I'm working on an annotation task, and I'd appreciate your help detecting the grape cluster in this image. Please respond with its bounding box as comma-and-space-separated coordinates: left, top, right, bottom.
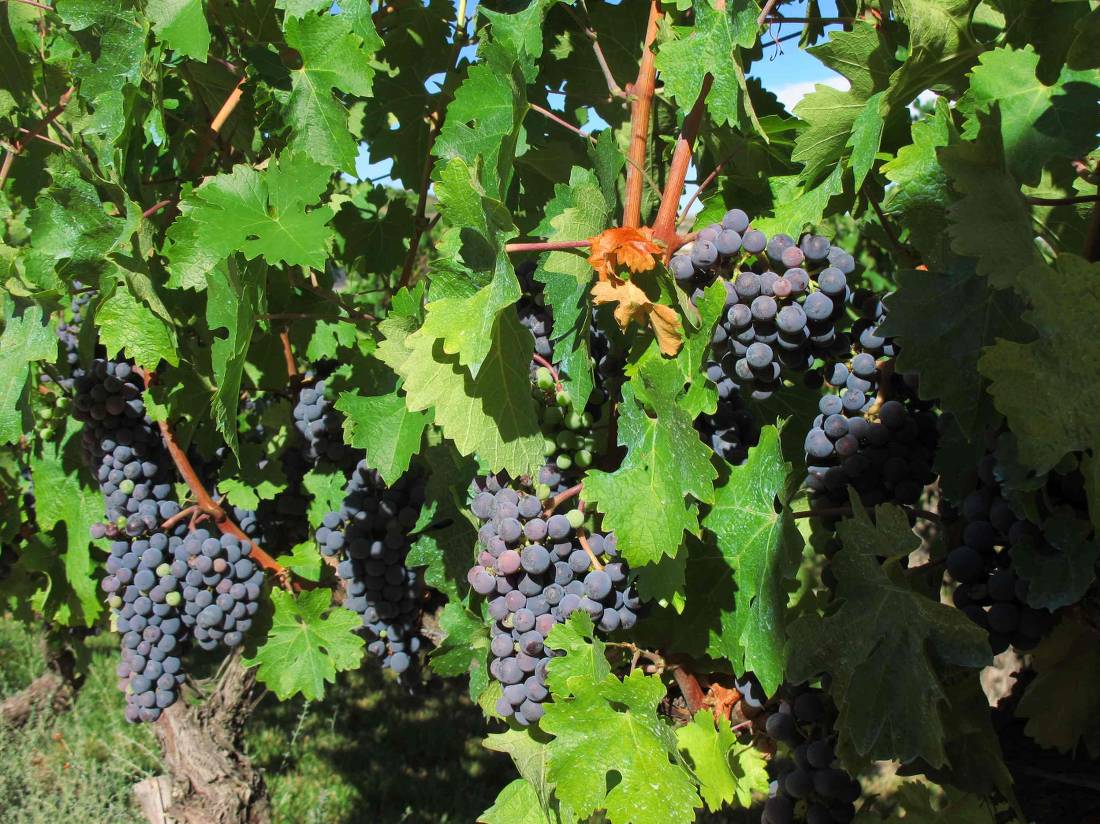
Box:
947, 457, 1059, 653
73, 360, 181, 538
173, 529, 264, 650
466, 477, 638, 725
803, 393, 937, 510
40, 287, 92, 392
532, 372, 596, 497
695, 393, 760, 465
761, 688, 860, 824
675, 209, 857, 402
316, 461, 425, 674
293, 380, 356, 469
103, 533, 187, 723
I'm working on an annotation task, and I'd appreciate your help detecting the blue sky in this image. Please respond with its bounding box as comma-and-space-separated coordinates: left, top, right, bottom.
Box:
354, 1, 846, 188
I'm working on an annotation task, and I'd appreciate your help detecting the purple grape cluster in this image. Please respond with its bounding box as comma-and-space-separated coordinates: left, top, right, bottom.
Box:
675, 209, 858, 403
73, 359, 181, 538
466, 477, 638, 725
104, 533, 187, 723
947, 456, 1060, 653
316, 461, 425, 674
174, 529, 264, 650
293, 379, 357, 468
761, 687, 860, 824
516, 261, 553, 362
695, 392, 760, 465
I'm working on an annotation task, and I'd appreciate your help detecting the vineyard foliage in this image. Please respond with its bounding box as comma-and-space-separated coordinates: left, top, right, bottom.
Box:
1, 0, 1099, 821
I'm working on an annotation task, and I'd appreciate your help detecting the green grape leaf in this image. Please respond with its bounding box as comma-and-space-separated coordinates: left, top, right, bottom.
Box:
881, 99, 958, 268
28, 434, 104, 626
302, 467, 347, 529
94, 277, 180, 371
879, 266, 1025, 438
218, 440, 288, 510
434, 45, 526, 198
698, 425, 802, 695
545, 612, 611, 697
583, 375, 717, 567
147, 0, 211, 61
676, 711, 769, 811
480, 0, 558, 82
753, 164, 845, 239
378, 310, 543, 477
283, 10, 379, 173
206, 258, 264, 459
958, 45, 1100, 186
480, 779, 553, 824
978, 254, 1100, 475
1011, 511, 1100, 610
336, 390, 428, 486
655, 0, 759, 131
883, 0, 979, 112
274, 541, 323, 583
1016, 619, 1100, 758
242, 587, 365, 700
165, 152, 335, 290
0, 305, 56, 445
540, 615, 700, 824
534, 166, 615, 414
429, 602, 491, 701
483, 728, 575, 823
853, 780, 999, 823
788, 498, 992, 766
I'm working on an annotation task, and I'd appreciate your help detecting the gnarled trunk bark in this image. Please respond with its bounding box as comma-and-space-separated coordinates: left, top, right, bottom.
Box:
136, 652, 271, 824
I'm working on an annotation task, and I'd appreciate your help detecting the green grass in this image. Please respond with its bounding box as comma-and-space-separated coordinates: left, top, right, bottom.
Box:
0, 618, 509, 823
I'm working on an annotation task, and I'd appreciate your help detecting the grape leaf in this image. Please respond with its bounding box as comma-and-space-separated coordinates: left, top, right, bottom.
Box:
1016, 619, 1100, 758
883, 0, 980, 112
881, 99, 958, 268
165, 152, 335, 290
753, 164, 845, 239
699, 425, 802, 695
540, 615, 701, 824
479, 0, 559, 82
274, 541, 322, 583
242, 587, 365, 700
978, 254, 1100, 475
654, 0, 759, 131
853, 780, 999, 823
534, 166, 615, 414
28, 434, 104, 626
787, 498, 992, 766
676, 711, 769, 811
336, 391, 428, 486
480, 779, 552, 824
483, 728, 575, 824
880, 266, 1025, 438
379, 309, 543, 477
147, 0, 211, 61
1010, 511, 1099, 610
583, 375, 717, 567
206, 257, 263, 458
302, 467, 347, 530
283, 9, 379, 173
428, 601, 491, 700
0, 305, 56, 444
95, 277, 180, 371
958, 44, 1100, 186
545, 612, 610, 697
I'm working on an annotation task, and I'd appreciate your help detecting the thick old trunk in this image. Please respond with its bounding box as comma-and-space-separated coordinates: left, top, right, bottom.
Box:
137, 652, 271, 824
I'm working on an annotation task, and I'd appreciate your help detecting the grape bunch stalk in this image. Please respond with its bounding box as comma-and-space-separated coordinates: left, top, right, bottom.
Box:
467, 476, 638, 725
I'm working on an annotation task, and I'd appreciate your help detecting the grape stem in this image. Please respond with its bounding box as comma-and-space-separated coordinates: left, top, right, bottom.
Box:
161, 504, 199, 531
529, 103, 595, 144
764, 15, 857, 24
504, 239, 591, 253
0, 85, 74, 188
677, 156, 733, 227
141, 198, 175, 219
279, 329, 298, 380
561, 2, 627, 99
185, 76, 245, 179
543, 483, 583, 516
577, 530, 605, 571
135, 367, 292, 588
530, 353, 563, 391
606, 641, 665, 670
671, 665, 706, 713
622, 1, 662, 228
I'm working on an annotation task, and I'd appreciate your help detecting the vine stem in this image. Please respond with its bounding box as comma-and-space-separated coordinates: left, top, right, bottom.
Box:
0, 85, 74, 188
530, 352, 563, 391
529, 103, 595, 143
653, 73, 714, 253
677, 155, 731, 227
7, 0, 54, 10
504, 239, 591, 253
765, 16, 857, 24
543, 483, 583, 516
279, 329, 298, 379
577, 530, 604, 571
622, 1, 662, 228
160, 505, 198, 531
141, 199, 175, 219
136, 369, 291, 587
757, 0, 780, 25
671, 666, 705, 713
562, 2, 626, 99
260, 311, 375, 324
185, 77, 244, 178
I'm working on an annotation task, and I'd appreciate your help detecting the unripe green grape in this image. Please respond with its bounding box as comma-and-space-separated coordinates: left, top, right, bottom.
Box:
157, 563, 171, 577
56, 396, 70, 412
543, 407, 564, 428
582, 412, 594, 428
543, 438, 557, 457
555, 454, 573, 470
566, 411, 585, 430
165, 591, 181, 607
39, 407, 53, 420
108, 595, 123, 610
575, 449, 593, 468
565, 509, 585, 529
535, 366, 555, 391
119, 479, 135, 494
555, 390, 571, 408
536, 483, 551, 499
